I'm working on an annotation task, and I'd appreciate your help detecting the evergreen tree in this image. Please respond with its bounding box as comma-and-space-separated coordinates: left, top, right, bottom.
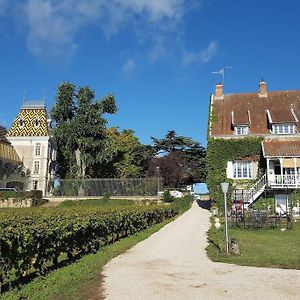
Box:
148, 130, 206, 187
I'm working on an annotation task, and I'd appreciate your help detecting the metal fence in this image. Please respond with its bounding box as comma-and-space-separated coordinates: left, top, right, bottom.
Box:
0, 177, 163, 197
231, 208, 292, 229
231, 188, 300, 229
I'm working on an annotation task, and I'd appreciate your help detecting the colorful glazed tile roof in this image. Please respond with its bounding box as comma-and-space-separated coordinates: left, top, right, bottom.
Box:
7, 108, 49, 137
0, 125, 7, 141
0, 127, 21, 164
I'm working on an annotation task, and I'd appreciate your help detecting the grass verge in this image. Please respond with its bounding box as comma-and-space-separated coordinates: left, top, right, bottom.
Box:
1, 218, 174, 300
206, 221, 300, 269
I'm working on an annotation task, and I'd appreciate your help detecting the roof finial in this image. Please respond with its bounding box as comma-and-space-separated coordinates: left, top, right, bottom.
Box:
22, 89, 27, 104
42, 89, 46, 105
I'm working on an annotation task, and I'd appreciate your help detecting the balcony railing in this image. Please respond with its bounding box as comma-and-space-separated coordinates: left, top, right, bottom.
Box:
269, 175, 300, 188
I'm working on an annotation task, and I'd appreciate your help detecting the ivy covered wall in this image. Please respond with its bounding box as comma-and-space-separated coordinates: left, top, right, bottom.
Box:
206, 137, 264, 207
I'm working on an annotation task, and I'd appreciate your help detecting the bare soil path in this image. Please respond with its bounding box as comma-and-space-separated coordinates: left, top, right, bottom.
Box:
102, 202, 300, 300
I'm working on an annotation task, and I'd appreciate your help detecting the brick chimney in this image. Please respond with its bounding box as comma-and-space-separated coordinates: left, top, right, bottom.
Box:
215, 83, 224, 100
259, 79, 267, 97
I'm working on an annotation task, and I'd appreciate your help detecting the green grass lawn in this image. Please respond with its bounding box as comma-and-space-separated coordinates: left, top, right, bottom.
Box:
207, 221, 300, 269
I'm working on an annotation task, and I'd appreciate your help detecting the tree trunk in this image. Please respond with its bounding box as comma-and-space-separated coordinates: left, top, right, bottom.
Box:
75, 148, 82, 178
75, 149, 85, 196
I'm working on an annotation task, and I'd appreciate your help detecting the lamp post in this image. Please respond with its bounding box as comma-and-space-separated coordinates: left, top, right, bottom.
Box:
221, 182, 229, 255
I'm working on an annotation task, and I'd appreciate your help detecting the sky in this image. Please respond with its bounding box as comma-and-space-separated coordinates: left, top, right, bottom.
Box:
1, 0, 300, 146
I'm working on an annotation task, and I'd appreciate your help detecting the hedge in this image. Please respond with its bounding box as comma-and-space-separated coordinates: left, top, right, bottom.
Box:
0, 205, 178, 292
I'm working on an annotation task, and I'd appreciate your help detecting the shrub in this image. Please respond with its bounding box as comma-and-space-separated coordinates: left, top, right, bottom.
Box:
0, 191, 25, 199
162, 190, 174, 203
102, 192, 111, 201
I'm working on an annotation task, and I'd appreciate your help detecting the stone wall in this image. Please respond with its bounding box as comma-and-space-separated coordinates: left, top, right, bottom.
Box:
0, 190, 46, 208
0, 197, 47, 208
0, 198, 32, 208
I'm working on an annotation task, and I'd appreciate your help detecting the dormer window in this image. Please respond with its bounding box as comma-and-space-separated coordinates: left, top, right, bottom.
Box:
267, 109, 297, 135
272, 124, 295, 134
231, 110, 251, 136
19, 118, 25, 128
34, 118, 40, 128
234, 126, 249, 135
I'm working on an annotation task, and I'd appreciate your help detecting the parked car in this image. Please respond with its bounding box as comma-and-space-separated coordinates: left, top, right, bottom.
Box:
0, 187, 19, 192
169, 190, 184, 198
194, 194, 201, 200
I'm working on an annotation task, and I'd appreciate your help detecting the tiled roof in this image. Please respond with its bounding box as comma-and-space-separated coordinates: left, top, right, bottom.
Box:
210, 90, 300, 135
0, 141, 21, 164
7, 108, 49, 137
262, 139, 300, 157
269, 108, 295, 123
232, 110, 250, 125
0, 126, 7, 141
0, 126, 21, 164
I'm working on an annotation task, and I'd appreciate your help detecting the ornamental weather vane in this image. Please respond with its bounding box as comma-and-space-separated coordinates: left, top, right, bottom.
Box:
211, 66, 232, 85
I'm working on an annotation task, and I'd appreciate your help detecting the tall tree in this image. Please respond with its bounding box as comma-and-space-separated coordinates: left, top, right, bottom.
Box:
101, 127, 156, 178
148, 152, 186, 188
148, 130, 206, 188
101, 127, 142, 178
51, 82, 117, 179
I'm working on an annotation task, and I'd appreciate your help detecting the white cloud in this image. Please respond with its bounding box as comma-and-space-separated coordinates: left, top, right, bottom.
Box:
120, 0, 185, 21
11, 0, 186, 63
148, 43, 168, 64
0, 1, 218, 67
24, 0, 78, 63
123, 59, 136, 74
182, 41, 218, 65
200, 40, 218, 63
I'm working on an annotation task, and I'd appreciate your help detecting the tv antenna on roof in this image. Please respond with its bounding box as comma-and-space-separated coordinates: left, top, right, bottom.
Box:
211, 66, 232, 85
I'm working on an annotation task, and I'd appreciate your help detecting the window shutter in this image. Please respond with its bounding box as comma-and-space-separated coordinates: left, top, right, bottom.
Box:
226, 161, 233, 179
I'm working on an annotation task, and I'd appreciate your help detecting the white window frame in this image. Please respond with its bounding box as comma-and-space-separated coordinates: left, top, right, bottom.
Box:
18, 118, 25, 128
272, 124, 295, 134
34, 118, 40, 128
233, 161, 253, 179
35, 143, 41, 156
33, 161, 40, 175
234, 126, 249, 135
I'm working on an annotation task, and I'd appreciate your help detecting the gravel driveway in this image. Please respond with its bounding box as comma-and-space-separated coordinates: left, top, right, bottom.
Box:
103, 202, 300, 300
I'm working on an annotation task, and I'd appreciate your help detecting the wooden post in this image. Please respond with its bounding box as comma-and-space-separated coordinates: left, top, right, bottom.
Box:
279, 158, 283, 187
293, 158, 297, 188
